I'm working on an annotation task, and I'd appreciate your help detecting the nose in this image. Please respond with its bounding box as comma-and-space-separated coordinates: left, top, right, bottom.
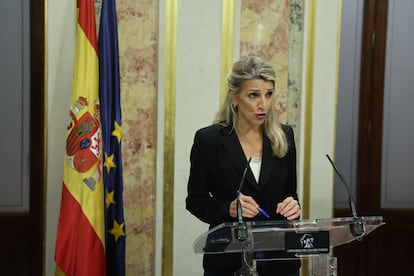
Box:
257, 95, 266, 109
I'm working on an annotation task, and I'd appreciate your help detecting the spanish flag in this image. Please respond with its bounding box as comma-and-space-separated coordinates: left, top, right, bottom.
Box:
55, 0, 106, 275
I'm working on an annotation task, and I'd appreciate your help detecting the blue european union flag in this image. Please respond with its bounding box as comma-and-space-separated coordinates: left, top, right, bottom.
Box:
98, 0, 126, 275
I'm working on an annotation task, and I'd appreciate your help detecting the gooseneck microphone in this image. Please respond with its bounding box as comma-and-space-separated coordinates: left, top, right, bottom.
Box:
236, 157, 252, 241
326, 154, 366, 240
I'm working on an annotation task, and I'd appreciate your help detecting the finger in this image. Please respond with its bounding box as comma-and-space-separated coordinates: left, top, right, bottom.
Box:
277, 198, 299, 216
240, 194, 258, 207
243, 203, 260, 218
230, 199, 238, 218
239, 200, 260, 218
282, 199, 297, 213
276, 197, 293, 212
235, 195, 259, 218
276, 197, 293, 213
283, 205, 301, 220
240, 196, 259, 214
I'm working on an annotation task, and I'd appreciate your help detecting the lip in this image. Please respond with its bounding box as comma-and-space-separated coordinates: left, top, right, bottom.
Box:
256, 113, 266, 120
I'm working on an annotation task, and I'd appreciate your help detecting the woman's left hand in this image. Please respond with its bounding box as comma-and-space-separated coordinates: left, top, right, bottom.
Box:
276, 196, 301, 220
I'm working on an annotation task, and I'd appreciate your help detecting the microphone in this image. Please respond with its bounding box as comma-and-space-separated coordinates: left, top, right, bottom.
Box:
236, 157, 251, 241
326, 154, 366, 240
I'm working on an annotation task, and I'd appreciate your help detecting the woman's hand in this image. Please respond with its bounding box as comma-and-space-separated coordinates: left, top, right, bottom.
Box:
276, 196, 301, 220
229, 193, 260, 218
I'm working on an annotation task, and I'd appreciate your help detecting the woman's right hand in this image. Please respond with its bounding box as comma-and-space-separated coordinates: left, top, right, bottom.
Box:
229, 193, 260, 218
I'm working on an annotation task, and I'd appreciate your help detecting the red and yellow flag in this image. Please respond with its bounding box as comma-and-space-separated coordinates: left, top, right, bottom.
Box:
55, 0, 105, 275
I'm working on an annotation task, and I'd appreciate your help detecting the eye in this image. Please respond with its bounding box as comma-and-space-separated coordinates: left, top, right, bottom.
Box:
248, 92, 258, 99
266, 91, 274, 98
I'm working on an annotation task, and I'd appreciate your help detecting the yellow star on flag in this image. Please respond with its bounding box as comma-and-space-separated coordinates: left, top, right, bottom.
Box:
112, 121, 122, 143
104, 153, 116, 173
109, 220, 125, 242
106, 189, 116, 208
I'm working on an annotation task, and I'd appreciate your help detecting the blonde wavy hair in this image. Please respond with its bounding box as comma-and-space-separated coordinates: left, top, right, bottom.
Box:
213, 56, 288, 157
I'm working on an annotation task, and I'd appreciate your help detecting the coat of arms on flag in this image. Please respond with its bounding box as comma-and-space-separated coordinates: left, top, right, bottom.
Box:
66, 103, 101, 169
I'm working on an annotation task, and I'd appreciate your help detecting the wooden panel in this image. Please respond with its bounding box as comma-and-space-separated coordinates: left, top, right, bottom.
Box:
379, 210, 414, 275
0, 215, 32, 276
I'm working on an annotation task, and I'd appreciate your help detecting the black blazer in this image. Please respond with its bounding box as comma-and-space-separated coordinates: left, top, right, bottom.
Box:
186, 123, 299, 274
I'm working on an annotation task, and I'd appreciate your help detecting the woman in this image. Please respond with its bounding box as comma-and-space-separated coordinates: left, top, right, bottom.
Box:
186, 56, 301, 276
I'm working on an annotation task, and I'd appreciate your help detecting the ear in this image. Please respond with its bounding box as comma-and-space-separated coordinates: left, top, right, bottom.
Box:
229, 90, 238, 106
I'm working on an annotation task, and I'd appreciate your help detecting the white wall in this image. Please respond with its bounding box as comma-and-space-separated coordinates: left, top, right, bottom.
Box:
300, 0, 341, 220
174, 1, 223, 275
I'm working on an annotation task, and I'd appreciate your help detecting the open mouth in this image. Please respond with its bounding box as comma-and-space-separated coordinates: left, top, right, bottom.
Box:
256, 113, 266, 119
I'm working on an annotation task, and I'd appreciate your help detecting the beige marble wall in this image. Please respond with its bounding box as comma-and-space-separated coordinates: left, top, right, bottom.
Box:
240, 0, 290, 122
115, 0, 158, 274
286, 0, 304, 133
239, 0, 304, 136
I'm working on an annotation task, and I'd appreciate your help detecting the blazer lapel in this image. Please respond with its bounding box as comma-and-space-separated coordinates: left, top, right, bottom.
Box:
221, 130, 246, 174
220, 127, 260, 193
259, 135, 273, 190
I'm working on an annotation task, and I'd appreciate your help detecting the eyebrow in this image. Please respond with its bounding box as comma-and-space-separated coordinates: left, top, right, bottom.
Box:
248, 88, 274, 92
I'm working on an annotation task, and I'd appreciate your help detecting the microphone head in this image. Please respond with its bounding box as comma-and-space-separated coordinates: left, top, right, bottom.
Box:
236, 222, 248, 241
350, 217, 366, 241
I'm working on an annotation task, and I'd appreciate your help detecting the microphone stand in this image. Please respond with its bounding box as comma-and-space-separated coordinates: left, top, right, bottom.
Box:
326, 154, 365, 240
236, 158, 251, 241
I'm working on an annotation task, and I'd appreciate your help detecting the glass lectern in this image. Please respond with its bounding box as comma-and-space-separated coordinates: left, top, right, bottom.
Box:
193, 216, 384, 276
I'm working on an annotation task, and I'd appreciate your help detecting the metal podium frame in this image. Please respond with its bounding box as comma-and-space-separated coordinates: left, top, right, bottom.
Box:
193, 216, 384, 275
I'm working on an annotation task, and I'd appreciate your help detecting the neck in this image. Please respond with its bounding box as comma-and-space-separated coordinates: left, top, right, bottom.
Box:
236, 126, 263, 158
235, 122, 262, 137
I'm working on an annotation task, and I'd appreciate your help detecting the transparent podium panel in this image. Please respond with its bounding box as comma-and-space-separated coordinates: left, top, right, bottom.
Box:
194, 216, 384, 276
194, 216, 384, 255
